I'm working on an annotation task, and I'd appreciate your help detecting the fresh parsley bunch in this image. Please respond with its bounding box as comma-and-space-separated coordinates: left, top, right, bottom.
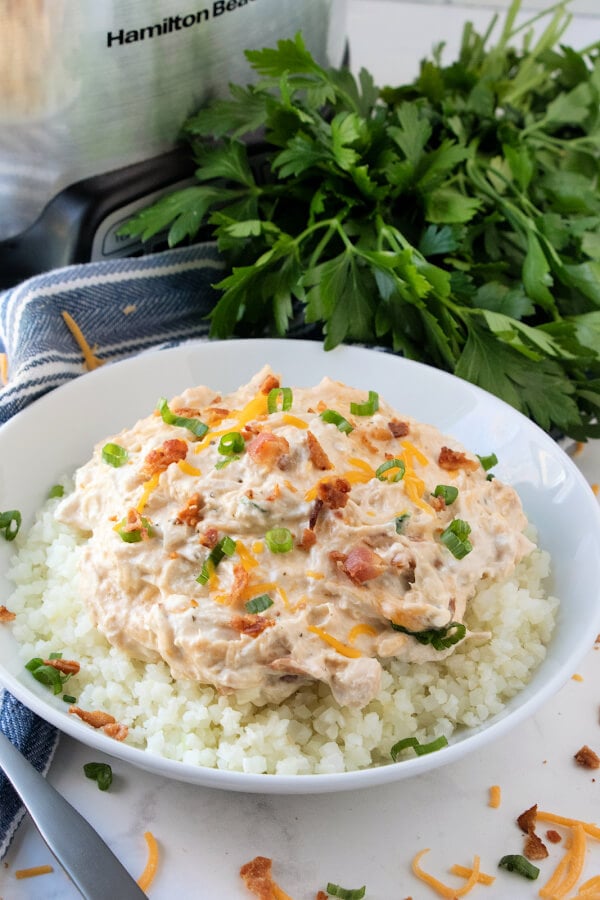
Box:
121, 0, 600, 440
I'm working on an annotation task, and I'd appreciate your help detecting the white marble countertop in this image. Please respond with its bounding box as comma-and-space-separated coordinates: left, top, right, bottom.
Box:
3, 3, 600, 899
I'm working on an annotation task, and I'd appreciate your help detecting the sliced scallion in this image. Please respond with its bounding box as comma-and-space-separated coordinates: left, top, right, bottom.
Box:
48, 484, 65, 499
157, 397, 208, 439
218, 431, 245, 456
390, 620, 466, 650
25, 656, 72, 696
101, 442, 129, 467
375, 458, 405, 482
196, 535, 237, 584
83, 762, 113, 792
326, 883, 367, 899
498, 855, 540, 880
0, 509, 21, 542
350, 390, 379, 416
477, 452, 498, 472
267, 386, 293, 413
432, 484, 458, 505
320, 409, 353, 434
439, 519, 472, 559
245, 594, 274, 614
265, 527, 293, 553
390, 734, 448, 761
116, 516, 154, 543
63, 694, 77, 704
394, 513, 410, 533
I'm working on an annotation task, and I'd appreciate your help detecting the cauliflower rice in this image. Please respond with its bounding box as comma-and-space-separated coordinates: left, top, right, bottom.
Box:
7, 481, 558, 776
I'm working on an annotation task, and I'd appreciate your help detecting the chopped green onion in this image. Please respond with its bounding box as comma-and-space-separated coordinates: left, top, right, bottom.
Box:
498, 855, 540, 880
477, 452, 498, 472
101, 442, 129, 467
218, 432, 245, 456
395, 513, 410, 533
196, 534, 237, 584
267, 386, 293, 413
48, 652, 62, 660
157, 397, 208, 439
439, 519, 472, 559
326, 883, 366, 899
390, 734, 448, 761
432, 484, 458, 505
245, 594, 274, 614
63, 694, 77, 704
116, 516, 154, 543
48, 484, 65, 499
320, 409, 353, 434
25, 657, 71, 696
215, 456, 239, 469
350, 390, 379, 416
265, 527, 293, 553
375, 458, 405, 482
83, 762, 113, 792
0, 509, 21, 542
390, 620, 466, 650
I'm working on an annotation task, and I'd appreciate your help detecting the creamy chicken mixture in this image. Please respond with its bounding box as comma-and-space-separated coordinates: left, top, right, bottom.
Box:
57, 368, 534, 709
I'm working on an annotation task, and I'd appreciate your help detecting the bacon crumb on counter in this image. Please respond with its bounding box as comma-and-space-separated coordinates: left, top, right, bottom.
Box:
524, 830, 549, 861
240, 855, 293, 900
316, 892, 328, 900
0, 605, 16, 622
438, 446, 480, 472
43, 657, 80, 675
141, 438, 188, 478
546, 830, 562, 844
574, 744, 600, 769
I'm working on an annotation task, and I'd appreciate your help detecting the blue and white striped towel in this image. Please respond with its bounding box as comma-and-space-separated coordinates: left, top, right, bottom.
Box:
0, 243, 226, 858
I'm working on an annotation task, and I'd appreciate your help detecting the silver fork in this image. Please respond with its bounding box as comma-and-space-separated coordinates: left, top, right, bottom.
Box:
0, 729, 147, 899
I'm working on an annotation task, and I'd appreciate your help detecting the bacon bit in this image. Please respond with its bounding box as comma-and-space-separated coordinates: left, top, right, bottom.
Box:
317, 476, 351, 510
370, 426, 393, 442
68, 706, 116, 728
306, 430, 332, 470
524, 829, 549, 861
0, 605, 16, 622
488, 785, 501, 808
103, 722, 128, 741
518, 805, 538, 833
308, 499, 324, 531
358, 432, 379, 455
240, 856, 293, 900
172, 406, 201, 418
137, 831, 159, 893
122, 508, 152, 541
15, 865, 54, 879
175, 492, 205, 527
199, 527, 219, 549
338, 544, 385, 584
438, 446, 479, 472
260, 373, 280, 394
574, 744, 600, 769
429, 494, 446, 512
229, 614, 275, 638
388, 419, 410, 438
43, 658, 80, 676
230, 563, 250, 605
203, 406, 231, 426
546, 829, 562, 843
297, 528, 317, 551
61, 310, 105, 371
0, 352, 8, 386
316, 892, 328, 900
141, 438, 188, 478
247, 431, 290, 468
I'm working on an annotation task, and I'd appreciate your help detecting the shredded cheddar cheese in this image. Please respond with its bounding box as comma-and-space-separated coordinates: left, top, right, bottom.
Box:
347, 623, 378, 644
15, 865, 54, 879
137, 473, 160, 513
239, 581, 277, 601
401, 439, 430, 468
0, 351, 8, 385
232, 392, 269, 427
137, 830, 159, 892
282, 413, 309, 429
412, 849, 482, 898
236, 541, 259, 571
306, 571, 325, 580
488, 785, 501, 808
307, 625, 362, 659
449, 864, 495, 886
61, 310, 105, 371
252, 541, 264, 554
572, 673, 584, 682
539, 821, 587, 899
277, 585, 290, 608
177, 459, 201, 477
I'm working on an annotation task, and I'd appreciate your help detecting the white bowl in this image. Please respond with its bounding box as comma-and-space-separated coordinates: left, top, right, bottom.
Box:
1, 339, 599, 793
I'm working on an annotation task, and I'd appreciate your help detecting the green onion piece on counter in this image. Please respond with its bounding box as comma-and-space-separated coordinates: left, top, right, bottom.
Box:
375, 458, 405, 482
498, 855, 540, 880
101, 442, 129, 467
439, 519, 472, 559
326, 883, 367, 899
390, 621, 466, 650
83, 762, 113, 792
432, 484, 458, 505
477, 452, 498, 472
265, 527, 293, 553
245, 594, 274, 614
320, 409, 353, 434
63, 694, 77, 704
350, 391, 379, 416
48, 484, 65, 499
390, 734, 449, 761
196, 534, 237, 583
217, 431, 245, 456
394, 513, 410, 533
157, 397, 208, 438
267, 386, 293, 413
0, 510, 21, 542
117, 516, 154, 543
